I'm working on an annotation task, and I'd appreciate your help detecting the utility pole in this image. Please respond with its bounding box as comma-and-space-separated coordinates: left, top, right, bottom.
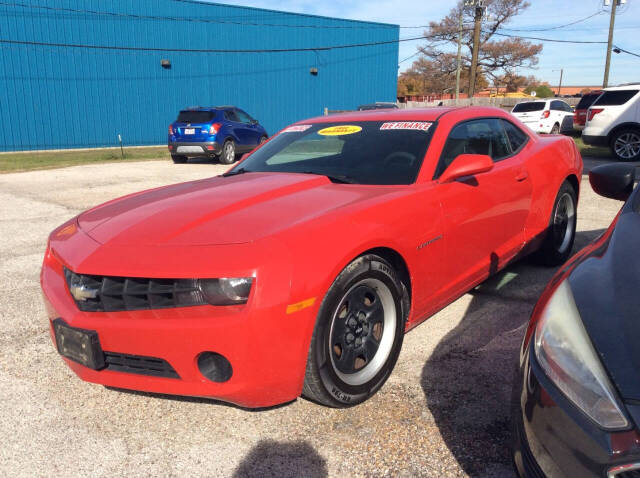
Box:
455, 9, 463, 104
603, 0, 620, 88
553, 69, 563, 96
468, 1, 484, 99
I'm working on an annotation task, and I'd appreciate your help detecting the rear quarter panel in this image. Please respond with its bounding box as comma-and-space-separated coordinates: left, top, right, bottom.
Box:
523, 135, 583, 239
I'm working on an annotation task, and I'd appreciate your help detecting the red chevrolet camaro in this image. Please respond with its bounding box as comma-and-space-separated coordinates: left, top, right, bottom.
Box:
42, 107, 582, 408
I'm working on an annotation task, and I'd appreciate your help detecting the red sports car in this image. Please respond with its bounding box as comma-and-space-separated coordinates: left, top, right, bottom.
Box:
42, 107, 582, 408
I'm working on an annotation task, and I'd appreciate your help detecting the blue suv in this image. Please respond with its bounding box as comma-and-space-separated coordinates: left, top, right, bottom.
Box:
168, 106, 268, 164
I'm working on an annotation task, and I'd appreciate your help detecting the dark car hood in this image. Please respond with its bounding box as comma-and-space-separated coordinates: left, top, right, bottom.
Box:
569, 199, 640, 401
77, 172, 398, 246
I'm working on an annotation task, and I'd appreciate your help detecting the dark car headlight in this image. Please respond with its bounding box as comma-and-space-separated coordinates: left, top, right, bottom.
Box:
197, 278, 253, 305
534, 280, 629, 430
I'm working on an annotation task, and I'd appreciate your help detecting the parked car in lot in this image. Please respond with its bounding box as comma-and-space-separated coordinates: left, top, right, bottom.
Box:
168, 106, 268, 164
573, 90, 603, 131
583, 84, 640, 161
511, 99, 575, 134
513, 163, 640, 478
357, 102, 399, 111
42, 107, 581, 409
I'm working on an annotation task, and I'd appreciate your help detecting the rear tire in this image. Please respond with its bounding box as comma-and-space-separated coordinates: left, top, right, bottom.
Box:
550, 123, 560, 134
220, 140, 236, 164
533, 181, 577, 266
171, 154, 187, 164
610, 127, 640, 162
302, 254, 409, 407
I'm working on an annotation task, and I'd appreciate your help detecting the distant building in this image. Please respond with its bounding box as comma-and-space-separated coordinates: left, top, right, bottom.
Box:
0, 1, 399, 151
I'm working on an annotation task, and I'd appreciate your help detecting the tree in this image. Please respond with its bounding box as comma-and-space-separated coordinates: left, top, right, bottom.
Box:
398, 56, 488, 97
415, 0, 542, 95
524, 84, 555, 98
493, 73, 538, 92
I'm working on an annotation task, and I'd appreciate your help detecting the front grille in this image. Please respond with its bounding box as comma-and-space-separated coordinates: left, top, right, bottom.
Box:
64, 268, 205, 312
104, 352, 179, 379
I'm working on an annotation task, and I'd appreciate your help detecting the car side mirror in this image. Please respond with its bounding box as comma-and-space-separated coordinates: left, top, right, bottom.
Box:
589, 163, 636, 201
439, 154, 494, 184
250, 119, 258, 125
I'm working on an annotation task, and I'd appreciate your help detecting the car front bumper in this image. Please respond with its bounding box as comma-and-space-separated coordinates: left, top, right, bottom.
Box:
513, 346, 640, 478
41, 226, 319, 409
168, 141, 221, 156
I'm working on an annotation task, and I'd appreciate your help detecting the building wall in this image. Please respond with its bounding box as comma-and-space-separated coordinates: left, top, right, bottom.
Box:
0, 1, 399, 151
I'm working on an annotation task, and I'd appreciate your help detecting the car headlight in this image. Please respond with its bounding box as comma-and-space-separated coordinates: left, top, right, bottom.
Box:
197, 278, 253, 305
534, 280, 629, 430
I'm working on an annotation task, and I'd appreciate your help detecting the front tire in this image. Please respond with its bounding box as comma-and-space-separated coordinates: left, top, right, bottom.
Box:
302, 254, 409, 407
611, 128, 640, 162
219, 140, 236, 164
533, 181, 577, 266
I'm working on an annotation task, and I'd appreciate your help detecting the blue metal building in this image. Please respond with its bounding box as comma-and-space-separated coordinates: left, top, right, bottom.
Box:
0, 1, 399, 151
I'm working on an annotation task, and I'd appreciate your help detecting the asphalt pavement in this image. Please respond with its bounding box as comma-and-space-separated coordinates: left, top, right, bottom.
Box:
0, 156, 624, 477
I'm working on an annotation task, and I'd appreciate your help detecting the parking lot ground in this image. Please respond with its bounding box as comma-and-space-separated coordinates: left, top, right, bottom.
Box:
0, 157, 627, 477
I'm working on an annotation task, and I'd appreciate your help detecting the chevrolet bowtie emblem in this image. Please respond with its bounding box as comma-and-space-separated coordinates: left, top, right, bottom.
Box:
69, 284, 99, 301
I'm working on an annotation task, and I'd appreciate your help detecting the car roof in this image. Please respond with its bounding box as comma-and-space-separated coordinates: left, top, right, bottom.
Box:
297, 106, 517, 124
604, 84, 640, 91
180, 106, 235, 111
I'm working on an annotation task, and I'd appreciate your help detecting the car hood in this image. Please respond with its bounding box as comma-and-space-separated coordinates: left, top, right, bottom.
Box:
569, 204, 640, 401
77, 172, 398, 246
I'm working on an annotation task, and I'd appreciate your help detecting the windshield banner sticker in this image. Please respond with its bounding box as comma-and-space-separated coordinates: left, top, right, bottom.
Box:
282, 125, 312, 133
380, 122, 433, 131
317, 125, 362, 136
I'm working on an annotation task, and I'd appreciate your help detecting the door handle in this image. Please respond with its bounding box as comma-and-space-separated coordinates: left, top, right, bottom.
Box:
515, 171, 528, 182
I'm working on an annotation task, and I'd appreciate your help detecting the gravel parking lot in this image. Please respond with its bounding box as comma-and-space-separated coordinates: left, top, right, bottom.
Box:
0, 157, 625, 477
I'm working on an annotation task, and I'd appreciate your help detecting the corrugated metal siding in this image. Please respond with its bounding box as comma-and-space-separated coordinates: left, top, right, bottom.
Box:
0, 0, 399, 151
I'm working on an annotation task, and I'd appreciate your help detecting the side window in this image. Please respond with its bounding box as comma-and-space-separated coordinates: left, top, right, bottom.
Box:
224, 110, 239, 122
437, 119, 512, 177
593, 90, 639, 106
562, 102, 573, 112
500, 120, 528, 153
551, 101, 562, 111
235, 109, 253, 124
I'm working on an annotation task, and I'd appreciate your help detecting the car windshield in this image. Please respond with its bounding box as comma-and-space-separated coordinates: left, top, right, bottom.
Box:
176, 111, 215, 123
233, 121, 435, 185
512, 102, 545, 113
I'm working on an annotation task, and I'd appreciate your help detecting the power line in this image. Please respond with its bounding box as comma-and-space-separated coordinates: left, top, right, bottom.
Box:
0, 35, 429, 53
488, 31, 608, 44
497, 11, 605, 32
613, 45, 640, 59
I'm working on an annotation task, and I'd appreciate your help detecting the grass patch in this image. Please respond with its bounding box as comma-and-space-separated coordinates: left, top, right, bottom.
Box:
0, 146, 170, 173
572, 136, 612, 159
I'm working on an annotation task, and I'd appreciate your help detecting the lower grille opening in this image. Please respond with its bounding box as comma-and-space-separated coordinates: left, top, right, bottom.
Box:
104, 352, 179, 379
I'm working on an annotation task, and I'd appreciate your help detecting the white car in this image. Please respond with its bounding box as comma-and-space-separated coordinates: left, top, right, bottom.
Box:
583, 84, 640, 161
511, 99, 574, 134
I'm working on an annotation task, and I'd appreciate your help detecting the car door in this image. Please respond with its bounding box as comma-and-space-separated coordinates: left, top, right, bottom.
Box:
235, 109, 262, 147
435, 118, 533, 296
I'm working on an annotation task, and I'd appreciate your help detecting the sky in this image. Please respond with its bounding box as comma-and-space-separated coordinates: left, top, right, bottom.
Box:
231, 0, 640, 87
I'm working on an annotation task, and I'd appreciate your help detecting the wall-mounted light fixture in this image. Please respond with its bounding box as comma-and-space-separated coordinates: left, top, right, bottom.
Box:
310, 67, 318, 76
161, 59, 171, 69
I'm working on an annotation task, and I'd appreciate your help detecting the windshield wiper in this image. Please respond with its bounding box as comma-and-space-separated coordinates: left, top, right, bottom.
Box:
301, 171, 357, 184
221, 167, 251, 177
